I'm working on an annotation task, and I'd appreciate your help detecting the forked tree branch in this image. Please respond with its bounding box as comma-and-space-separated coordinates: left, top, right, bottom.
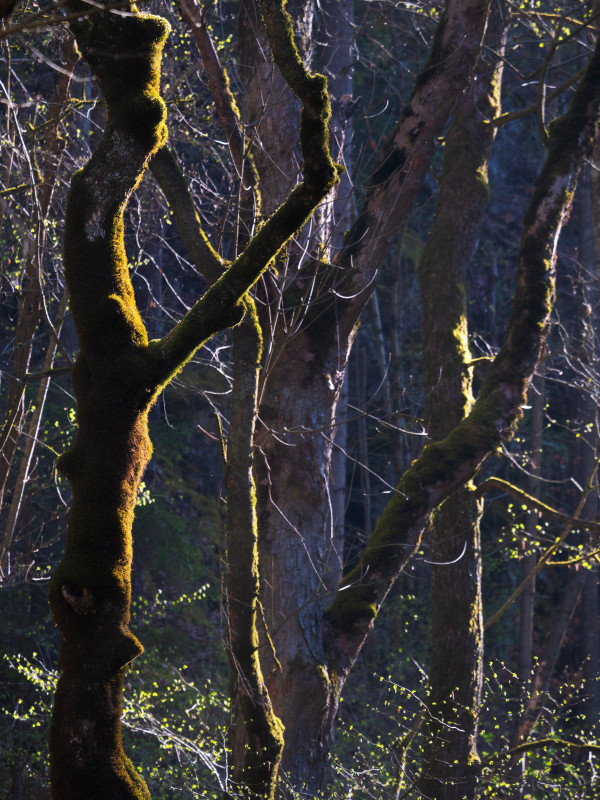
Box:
149, 0, 340, 388
325, 31, 600, 676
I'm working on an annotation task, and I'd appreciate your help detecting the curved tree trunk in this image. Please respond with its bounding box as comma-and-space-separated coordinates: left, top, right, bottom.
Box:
48, 9, 171, 797
48, 1, 338, 797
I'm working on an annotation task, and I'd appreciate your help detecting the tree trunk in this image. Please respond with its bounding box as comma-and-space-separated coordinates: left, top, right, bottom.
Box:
237, 0, 354, 791
238, 0, 491, 792
227, 309, 284, 799
47, 1, 338, 796
47, 10, 171, 798
418, 5, 507, 795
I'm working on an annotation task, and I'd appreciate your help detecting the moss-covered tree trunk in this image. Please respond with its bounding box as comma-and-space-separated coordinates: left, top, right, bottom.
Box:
47, 1, 338, 797
233, 0, 348, 791
47, 8, 171, 798
418, 5, 507, 798
325, 15, 600, 754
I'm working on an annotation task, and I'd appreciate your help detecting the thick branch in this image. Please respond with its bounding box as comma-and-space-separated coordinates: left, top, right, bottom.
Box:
321, 0, 490, 342
63, 9, 169, 355
150, 0, 339, 387
325, 33, 600, 675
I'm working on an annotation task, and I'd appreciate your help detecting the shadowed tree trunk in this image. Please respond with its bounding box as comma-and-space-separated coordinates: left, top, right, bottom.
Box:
418, 6, 507, 797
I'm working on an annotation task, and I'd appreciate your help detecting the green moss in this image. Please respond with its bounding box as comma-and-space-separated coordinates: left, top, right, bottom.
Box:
326, 581, 378, 632
49, 7, 171, 798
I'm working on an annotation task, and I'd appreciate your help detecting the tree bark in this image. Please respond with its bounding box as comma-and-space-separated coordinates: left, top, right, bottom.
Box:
48, 9, 172, 798
418, 6, 507, 796
242, 1, 491, 792
226, 306, 284, 800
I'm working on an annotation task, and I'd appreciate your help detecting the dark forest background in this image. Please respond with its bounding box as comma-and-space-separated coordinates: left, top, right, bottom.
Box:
1, 0, 600, 797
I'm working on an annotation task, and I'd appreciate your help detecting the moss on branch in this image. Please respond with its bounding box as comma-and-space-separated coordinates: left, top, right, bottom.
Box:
326, 32, 600, 662
149, 0, 340, 389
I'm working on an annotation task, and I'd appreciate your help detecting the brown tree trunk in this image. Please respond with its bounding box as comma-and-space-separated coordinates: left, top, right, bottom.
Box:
237, 0, 354, 791
226, 309, 284, 799
238, 0, 491, 792
418, 6, 507, 796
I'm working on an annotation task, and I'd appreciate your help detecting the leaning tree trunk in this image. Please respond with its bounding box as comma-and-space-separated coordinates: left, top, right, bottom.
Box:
418, 5, 507, 798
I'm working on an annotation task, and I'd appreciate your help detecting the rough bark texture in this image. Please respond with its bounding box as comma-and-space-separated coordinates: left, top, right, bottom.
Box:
254, 335, 349, 790
331, 0, 490, 342
418, 6, 506, 797
233, 0, 348, 791
239, 0, 311, 215
48, 8, 170, 798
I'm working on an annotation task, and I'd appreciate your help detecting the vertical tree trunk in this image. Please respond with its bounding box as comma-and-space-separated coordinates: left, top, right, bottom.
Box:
237, 0, 355, 791
47, 9, 171, 798
239, 0, 499, 791
226, 307, 284, 799
418, 7, 507, 797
